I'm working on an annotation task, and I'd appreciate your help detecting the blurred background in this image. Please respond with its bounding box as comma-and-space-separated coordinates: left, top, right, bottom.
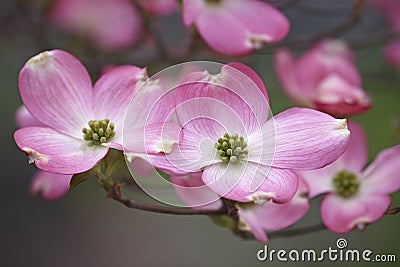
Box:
1, 0, 399, 266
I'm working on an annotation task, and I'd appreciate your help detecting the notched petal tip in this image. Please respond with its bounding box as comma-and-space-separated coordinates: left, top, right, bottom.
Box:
336, 118, 349, 134
248, 191, 274, 205
246, 34, 272, 49
27, 51, 52, 67
23, 147, 49, 164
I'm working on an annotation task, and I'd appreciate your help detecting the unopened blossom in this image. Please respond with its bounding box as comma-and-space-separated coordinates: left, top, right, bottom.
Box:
137, 0, 179, 16
275, 39, 371, 117
30, 171, 71, 201
182, 0, 290, 56
16, 105, 71, 200
297, 121, 400, 233
14, 50, 178, 174
172, 172, 310, 242
50, 0, 142, 52
148, 62, 350, 203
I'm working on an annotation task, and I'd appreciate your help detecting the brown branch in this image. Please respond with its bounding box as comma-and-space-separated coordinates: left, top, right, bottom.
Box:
386, 206, 400, 215
255, 0, 367, 54
107, 183, 227, 216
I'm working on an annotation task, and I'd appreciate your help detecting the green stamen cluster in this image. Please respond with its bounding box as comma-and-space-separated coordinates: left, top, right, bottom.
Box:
333, 170, 360, 198
215, 133, 248, 164
82, 119, 115, 146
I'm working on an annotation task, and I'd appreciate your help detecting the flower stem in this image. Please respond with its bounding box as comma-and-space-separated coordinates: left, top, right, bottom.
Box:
107, 183, 227, 216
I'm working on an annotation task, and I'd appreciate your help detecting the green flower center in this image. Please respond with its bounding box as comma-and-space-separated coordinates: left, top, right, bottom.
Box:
215, 133, 248, 164
333, 170, 360, 198
82, 119, 115, 146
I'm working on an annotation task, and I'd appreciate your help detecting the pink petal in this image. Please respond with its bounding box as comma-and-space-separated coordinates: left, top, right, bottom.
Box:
171, 172, 223, 210
248, 108, 350, 170
296, 166, 337, 198
14, 127, 108, 174
93, 65, 146, 145
219, 63, 270, 124
361, 145, 400, 195
182, 0, 204, 26
383, 39, 400, 68
237, 179, 309, 242
321, 193, 391, 233
195, 8, 252, 56
226, 0, 290, 43
18, 50, 93, 138
175, 84, 250, 140
123, 78, 175, 130
202, 163, 298, 203
175, 66, 269, 138
30, 171, 72, 200
296, 40, 362, 92
314, 74, 371, 117
148, 128, 220, 175
274, 48, 312, 106
124, 122, 182, 155
15, 105, 46, 128
339, 121, 368, 172
226, 62, 269, 103
50, 0, 142, 52
296, 121, 367, 198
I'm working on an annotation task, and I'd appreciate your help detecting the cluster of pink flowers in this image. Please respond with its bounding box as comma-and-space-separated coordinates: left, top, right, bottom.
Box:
48, 0, 289, 55
13, 0, 400, 243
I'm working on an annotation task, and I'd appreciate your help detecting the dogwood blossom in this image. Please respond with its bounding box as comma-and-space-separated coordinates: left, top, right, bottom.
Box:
275, 39, 371, 117
183, 0, 289, 56
14, 50, 177, 174
147, 62, 350, 203
297, 121, 400, 233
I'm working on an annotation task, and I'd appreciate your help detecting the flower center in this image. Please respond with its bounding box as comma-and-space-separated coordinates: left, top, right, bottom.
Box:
333, 170, 360, 198
215, 133, 248, 164
82, 119, 115, 146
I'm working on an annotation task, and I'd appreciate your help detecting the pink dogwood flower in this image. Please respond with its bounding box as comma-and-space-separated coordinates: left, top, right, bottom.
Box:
16, 105, 71, 200
50, 0, 142, 52
182, 0, 290, 56
297, 121, 400, 233
275, 39, 371, 117
14, 50, 176, 175
172, 172, 310, 242
137, 0, 179, 16
149, 62, 350, 203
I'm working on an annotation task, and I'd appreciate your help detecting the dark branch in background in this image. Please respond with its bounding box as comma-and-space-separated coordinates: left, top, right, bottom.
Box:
255, 0, 367, 54
386, 206, 400, 215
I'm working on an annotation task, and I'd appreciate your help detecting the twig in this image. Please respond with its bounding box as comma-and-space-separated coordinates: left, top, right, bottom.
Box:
107, 183, 227, 216
255, 0, 367, 54
269, 223, 326, 239
386, 206, 400, 215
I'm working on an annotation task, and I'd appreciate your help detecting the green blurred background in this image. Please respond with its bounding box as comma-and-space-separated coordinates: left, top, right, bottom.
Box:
0, 0, 399, 266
